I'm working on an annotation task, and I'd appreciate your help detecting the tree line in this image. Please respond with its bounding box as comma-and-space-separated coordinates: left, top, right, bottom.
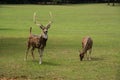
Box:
0, 0, 119, 4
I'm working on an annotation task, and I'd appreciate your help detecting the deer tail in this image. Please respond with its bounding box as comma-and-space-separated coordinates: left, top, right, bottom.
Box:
30, 27, 32, 35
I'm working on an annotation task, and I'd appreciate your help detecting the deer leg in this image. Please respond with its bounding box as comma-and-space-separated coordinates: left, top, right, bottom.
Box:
38, 48, 44, 64
31, 47, 35, 60
89, 49, 92, 60
82, 52, 87, 61
87, 52, 90, 60
24, 43, 31, 61
84, 52, 89, 60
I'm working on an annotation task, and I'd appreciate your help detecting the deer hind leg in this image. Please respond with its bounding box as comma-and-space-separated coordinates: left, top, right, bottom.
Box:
24, 42, 31, 61
88, 49, 92, 60
31, 47, 35, 60
38, 48, 44, 64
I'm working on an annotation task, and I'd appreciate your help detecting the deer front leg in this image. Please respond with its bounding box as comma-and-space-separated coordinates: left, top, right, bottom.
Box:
83, 52, 87, 60
38, 48, 44, 64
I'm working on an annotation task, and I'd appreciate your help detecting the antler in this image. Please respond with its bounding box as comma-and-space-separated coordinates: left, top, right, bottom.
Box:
33, 12, 42, 26
33, 12, 53, 28
46, 11, 53, 27
49, 11, 53, 23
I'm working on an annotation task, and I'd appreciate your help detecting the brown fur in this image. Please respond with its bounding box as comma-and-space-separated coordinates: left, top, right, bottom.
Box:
25, 12, 52, 64
79, 36, 93, 61
25, 24, 51, 64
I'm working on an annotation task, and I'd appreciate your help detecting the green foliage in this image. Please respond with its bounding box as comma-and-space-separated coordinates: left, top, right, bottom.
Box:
0, 4, 120, 80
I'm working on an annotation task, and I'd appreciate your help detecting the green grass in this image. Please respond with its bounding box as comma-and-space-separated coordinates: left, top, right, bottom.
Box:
0, 4, 120, 80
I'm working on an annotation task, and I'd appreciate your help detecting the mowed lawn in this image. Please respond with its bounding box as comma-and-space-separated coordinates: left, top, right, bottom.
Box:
0, 4, 120, 80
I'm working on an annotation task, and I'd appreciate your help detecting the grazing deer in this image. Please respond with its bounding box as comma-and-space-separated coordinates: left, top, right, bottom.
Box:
79, 36, 93, 61
24, 12, 52, 64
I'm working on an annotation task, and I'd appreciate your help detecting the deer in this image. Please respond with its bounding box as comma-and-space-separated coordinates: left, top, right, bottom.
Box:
79, 36, 93, 61
24, 12, 53, 64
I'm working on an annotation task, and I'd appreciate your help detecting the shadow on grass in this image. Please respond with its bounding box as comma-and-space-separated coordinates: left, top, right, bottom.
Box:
81, 57, 104, 62
43, 61, 60, 66
91, 57, 104, 61
30, 60, 60, 66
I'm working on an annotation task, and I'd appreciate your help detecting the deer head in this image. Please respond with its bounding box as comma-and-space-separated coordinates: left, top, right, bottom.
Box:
79, 50, 84, 61
33, 12, 53, 35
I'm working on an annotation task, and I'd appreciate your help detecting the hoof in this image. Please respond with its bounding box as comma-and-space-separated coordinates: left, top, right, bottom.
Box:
39, 62, 42, 64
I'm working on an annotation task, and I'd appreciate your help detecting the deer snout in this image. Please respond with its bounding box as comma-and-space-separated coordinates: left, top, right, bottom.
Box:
44, 29, 48, 34
45, 30, 48, 34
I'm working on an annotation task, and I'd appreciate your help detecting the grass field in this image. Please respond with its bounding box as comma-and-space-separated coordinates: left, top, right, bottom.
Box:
0, 4, 120, 80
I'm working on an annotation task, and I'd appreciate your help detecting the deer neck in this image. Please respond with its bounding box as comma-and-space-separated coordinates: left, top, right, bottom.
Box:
41, 33, 48, 39
82, 48, 87, 54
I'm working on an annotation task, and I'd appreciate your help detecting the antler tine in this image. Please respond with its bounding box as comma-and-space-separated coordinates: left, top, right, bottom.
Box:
33, 12, 36, 24
49, 11, 53, 23
45, 12, 53, 27
33, 12, 41, 26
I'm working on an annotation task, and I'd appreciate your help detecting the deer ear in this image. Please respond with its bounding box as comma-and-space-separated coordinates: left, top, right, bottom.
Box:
46, 21, 52, 29
40, 25, 44, 29
46, 24, 51, 29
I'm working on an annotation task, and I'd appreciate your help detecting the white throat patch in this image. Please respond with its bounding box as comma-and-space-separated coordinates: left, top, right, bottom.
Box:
42, 34, 48, 39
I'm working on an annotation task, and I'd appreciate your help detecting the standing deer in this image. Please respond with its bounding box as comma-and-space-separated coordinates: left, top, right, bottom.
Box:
79, 36, 93, 61
24, 12, 52, 64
